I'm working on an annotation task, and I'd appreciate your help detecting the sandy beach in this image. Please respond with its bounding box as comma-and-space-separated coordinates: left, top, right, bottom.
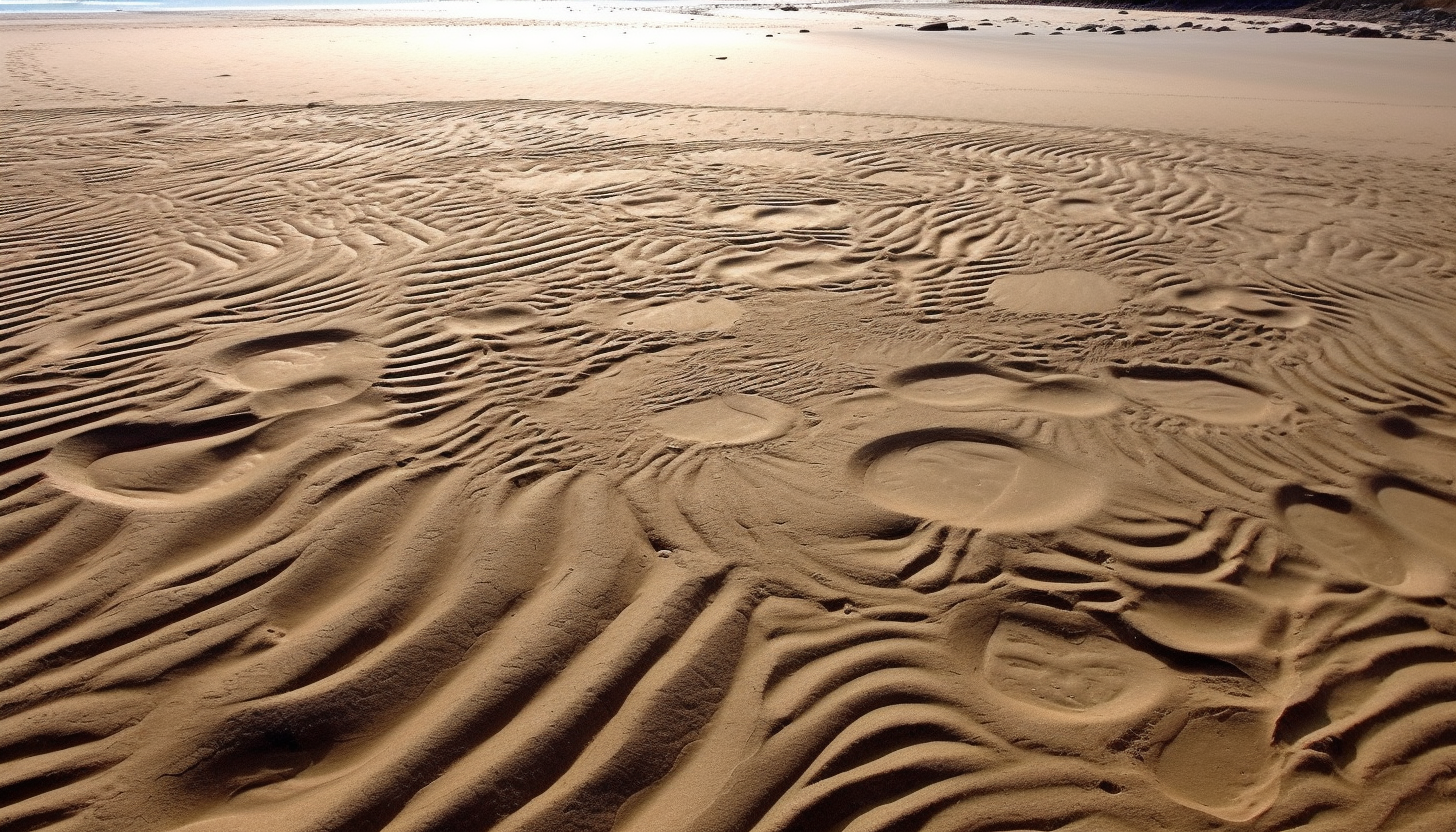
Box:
3, 2, 1456, 830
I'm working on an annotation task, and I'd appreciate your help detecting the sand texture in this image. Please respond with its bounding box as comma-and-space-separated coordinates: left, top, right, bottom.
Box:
3, 99, 1456, 831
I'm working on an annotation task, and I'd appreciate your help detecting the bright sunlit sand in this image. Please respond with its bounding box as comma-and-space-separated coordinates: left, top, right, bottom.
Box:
2, 2, 1456, 831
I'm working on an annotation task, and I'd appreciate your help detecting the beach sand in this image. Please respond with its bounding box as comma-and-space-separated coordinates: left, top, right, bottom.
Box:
3, 3, 1456, 830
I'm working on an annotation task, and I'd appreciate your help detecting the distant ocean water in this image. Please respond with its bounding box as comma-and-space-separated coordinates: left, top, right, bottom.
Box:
0, 0, 462, 13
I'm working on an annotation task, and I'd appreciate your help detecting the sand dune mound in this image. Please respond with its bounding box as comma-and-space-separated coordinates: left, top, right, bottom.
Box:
2, 101, 1456, 831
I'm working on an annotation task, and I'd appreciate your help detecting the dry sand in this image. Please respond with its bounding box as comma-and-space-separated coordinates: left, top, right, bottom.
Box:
3, 2, 1456, 831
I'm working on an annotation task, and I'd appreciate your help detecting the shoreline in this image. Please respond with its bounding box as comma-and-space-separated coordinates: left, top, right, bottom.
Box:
3, 3, 1454, 159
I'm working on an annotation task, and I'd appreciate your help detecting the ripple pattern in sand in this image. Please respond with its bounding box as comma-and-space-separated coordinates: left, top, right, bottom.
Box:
0, 101, 1455, 832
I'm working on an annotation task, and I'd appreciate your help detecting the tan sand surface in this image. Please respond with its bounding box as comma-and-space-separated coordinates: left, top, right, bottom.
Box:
3, 3, 1456, 831
3, 3, 1456, 156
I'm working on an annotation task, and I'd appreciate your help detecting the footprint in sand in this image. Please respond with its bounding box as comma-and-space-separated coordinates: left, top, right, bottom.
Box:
676, 147, 842, 171
860, 169, 960, 194
1153, 708, 1279, 820
443, 303, 543, 336
650, 394, 798, 445
702, 243, 870, 289
46, 414, 269, 506
1375, 482, 1456, 563
704, 200, 850, 230
210, 330, 386, 417
1359, 408, 1456, 480
1277, 483, 1456, 596
1167, 285, 1311, 329
987, 269, 1126, 314
883, 362, 1120, 417
1039, 190, 1126, 224
614, 297, 743, 333
609, 189, 701, 218
981, 617, 1173, 715
1114, 371, 1279, 425
1280, 488, 1408, 588
853, 430, 1105, 532
494, 168, 660, 193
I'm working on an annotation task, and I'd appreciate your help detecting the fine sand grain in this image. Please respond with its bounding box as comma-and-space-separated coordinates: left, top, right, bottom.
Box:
3, 4, 1456, 831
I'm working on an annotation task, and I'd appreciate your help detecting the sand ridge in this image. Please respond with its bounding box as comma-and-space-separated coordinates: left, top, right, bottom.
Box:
1, 98, 1456, 831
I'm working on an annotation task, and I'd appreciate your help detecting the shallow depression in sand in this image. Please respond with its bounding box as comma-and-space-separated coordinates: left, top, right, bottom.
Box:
650, 394, 797, 445
856, 434, 1104, 532
984, 618, 1169, 714
615, 297, 742, 332
703, 243, 869, 289
1117, 377, 1275, 424
885, 363, 1120, 417
987, 269, 1126, 314
1282, 495, 1405, 586
444, 304, 542, 335
705, 201, 850, 230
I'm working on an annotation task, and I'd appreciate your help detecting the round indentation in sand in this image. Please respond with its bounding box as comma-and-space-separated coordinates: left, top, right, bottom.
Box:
853, 430, 1104, 532
615, 298, 743, 332
444, 304, 541, 335
1117, 377, 1274, 424
209, 330, 385, 416
861, 170, 958, 193
231, 343, 381, 391
883, 363, 1024, 407
706, 201, 850, 230
1170, 285, 1311, 329
1377, 484, 1456, 555
677, 148, 842, 171
494, 168, 659, 193
650, 394, 797, 445
611, 189, 700, 218
702, 243, 870, 289
1042, 191, 1124, 224
1153, 708, 1277, 818
46, 414, 270, 506
1281, 490, 1404, 586
987, 269, 1125, 314
984, 618, 1169, 714
884, 362, 1119, 417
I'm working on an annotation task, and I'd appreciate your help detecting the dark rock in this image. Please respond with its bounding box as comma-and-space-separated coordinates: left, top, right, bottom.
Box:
1348, 26, 1384, 37
949, 25, 969, 31
917, 21, 949, 31
1076, 24, 1098, 31
1214, 26, 1231, 31
1015, 31, 1034, 35
1177, 21, 1194, 28
1278, 22, 1313, 32
1132, 24, 1159, 32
